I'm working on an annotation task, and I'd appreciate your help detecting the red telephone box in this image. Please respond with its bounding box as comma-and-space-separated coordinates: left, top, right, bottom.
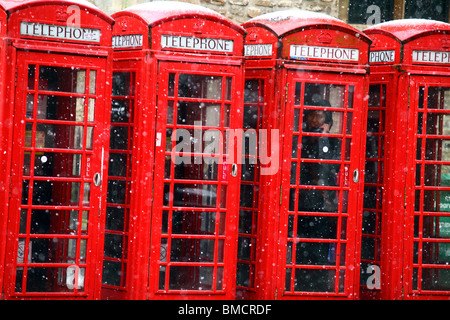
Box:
0, 1, 8, 296
108, 2, 246, 300
240, 9, 371, 300
1, 0, 113, 300
364, 19, 450, 300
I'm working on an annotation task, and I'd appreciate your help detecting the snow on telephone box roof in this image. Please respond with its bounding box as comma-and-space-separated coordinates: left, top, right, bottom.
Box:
0, 0, 113, 23
114, 0, 245, 35
112, 1, 246, 54
242, 8, 370, 42
364, 19, 450, 66
364, 19, 450, 43
242, 9, 371, 64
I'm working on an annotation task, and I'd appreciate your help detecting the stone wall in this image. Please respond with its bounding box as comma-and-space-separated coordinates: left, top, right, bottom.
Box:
89, 0, 340, 24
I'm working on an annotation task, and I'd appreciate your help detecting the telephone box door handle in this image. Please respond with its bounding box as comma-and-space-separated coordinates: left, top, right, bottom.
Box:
94, 172, 102, 187
353, 169, 359, 183
231, 164, 238, 178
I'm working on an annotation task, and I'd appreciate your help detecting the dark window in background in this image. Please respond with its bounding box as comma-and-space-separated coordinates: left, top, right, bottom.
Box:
405, 0, 449, 22
348, 0, 394, 24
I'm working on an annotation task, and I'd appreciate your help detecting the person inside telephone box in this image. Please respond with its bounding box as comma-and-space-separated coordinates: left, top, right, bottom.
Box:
297, 95, 341, 272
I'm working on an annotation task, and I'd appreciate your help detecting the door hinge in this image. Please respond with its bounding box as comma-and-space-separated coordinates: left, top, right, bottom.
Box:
275, 288, 278, 300
279, 185, 282, 205
285, 83, 288, 104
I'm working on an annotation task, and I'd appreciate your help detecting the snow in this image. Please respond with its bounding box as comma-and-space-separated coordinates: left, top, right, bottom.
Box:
125, 1, 220, 16
1, 0, 100, 10
61, 0, 100, 9
247, 8, 342, 24
366, 18, 450, 30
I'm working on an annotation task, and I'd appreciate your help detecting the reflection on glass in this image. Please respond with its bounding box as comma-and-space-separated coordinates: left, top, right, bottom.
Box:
294, 269, 335, 292
32, 152, 82, 177
172, 184, 217, 208
427, 87, 450, 110
26, 210, 83, 235
39, 66, 86, 94
170, 238, 215, 262
35, 123, 84, 149
111, 100, 130, 123
177, 101, 221, 127
244, 79, 263, 104
169, 266, 214, 290
89, 70, 97, 95
173, 160, 218, 180
32, 181, 80, 206
178, 74, 222, 100
171, 211, 216, 234
36, 96, 85, 121
28, 65, 36, 90
112, 72, 132, 96
304, 83, 346, 108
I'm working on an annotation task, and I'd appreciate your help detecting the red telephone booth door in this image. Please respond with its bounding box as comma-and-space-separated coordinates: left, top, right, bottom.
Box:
4, 51, 109, 299
149, 61, 242, 299
278, 70, 365, 298
405, 75, 450, 298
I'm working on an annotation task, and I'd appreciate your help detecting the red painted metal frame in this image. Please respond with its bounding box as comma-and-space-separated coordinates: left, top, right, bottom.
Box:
365, 19, 450, 300
241, 10, 371, 300
0, 2, 8, 298
111, 2, 246, 300
359, 78, 389, 301
1, 0, 113, 300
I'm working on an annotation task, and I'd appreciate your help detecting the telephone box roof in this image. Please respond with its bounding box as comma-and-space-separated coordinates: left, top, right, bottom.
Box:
0, 0, 113, 24
242, 8, 371, 43
112, 1, 245, 35
364, 19, 450, 43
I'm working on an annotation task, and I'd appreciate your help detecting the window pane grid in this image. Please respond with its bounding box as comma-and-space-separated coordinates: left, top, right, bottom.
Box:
158, 72, 231, 293
413, 85, 450, 294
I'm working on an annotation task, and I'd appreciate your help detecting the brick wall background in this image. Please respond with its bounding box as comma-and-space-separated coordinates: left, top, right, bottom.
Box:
89, 0, 340, 25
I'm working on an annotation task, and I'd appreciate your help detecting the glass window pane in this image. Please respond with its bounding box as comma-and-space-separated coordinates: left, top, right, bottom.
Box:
296, 216, 338, 239
178, 74, 222, 100
111, 100, 129, 123
298, 189, 339, 213
304, 83, 346, 108
32, 181, 81, 206
170, 239, 215, 262
171, 211, 216, 235
405, 0, 449, 22
25, 267, 85, 293
39, 66, 86, 94
33, 152, 82, 177
173, 184, 217, 208
177, 102, 221, 127
110, 126, 129, 150
112, 72, 131, 96
28, 210, 81, 235
35, 123, 84, 149
28, 65, 36, 90
294, 268, 335, 292
427, 87, 450, 110
420, 268, 450, 290
169, 266, 213, 290
302, 110, 345, 135
244, 79, 261, 104
89, 70, 96, 95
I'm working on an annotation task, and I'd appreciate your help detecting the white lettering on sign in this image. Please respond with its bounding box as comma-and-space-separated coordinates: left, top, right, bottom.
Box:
161, 34, 234, 53
370, 50, 395, 63
290, 45, 359, 62
112, 34, 143, 48
244, 44, 273, 57
20, 21, 101, 42
413, 50, 450, 64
